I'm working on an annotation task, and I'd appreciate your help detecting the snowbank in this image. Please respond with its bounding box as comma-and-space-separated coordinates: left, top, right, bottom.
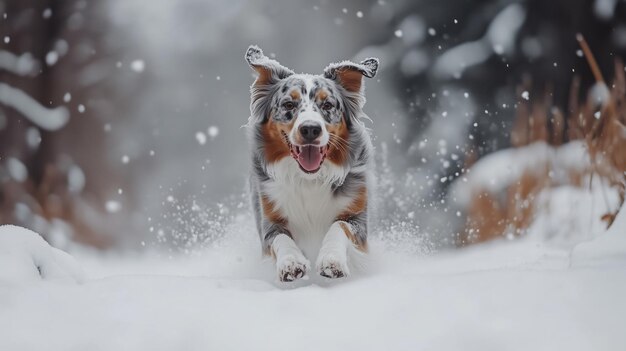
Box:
0, 223, 625, 350
572, 206, 626, 267
0, 225, 84, 284
525, 181, 621, 245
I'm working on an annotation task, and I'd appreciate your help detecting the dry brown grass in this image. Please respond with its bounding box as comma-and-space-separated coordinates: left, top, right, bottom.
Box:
460, 35, 626, 245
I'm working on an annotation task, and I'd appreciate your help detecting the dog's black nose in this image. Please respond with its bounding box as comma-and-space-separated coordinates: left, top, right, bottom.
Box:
299, 123, 322, 143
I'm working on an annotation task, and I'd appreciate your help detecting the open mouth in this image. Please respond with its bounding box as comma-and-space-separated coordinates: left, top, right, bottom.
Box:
282, 132, 328, 173
290, 144, 328, 173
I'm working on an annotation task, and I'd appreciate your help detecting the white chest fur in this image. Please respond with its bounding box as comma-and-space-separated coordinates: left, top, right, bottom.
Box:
264, 158, 351, 259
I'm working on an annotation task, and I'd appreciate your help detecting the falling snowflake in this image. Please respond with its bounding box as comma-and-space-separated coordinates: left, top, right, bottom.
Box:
207, 126, 219, 138
521, 91, 530, 100
196, 132, 207, 145
131, 60, 145, 72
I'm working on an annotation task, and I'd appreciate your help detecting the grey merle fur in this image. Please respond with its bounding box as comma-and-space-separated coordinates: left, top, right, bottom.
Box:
245, 45, 378, 255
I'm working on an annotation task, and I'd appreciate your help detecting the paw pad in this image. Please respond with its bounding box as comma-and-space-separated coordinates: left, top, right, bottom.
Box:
276, 255, 309, 282
318, 261, 346, 279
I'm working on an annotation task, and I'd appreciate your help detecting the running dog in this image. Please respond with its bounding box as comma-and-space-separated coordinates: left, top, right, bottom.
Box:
245, 46, 378, 281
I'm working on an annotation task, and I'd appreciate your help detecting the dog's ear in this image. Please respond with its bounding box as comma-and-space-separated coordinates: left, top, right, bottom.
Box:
245, 45, 294, 86
323, 58, 379, 93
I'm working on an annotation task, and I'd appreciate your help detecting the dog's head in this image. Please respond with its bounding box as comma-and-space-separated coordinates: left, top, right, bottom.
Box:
245, 45, 378, 177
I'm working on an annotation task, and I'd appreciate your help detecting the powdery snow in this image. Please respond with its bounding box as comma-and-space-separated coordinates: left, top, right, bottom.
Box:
573, 204, 626, 267
0, 220, 625, 350
525, 181, 621, 246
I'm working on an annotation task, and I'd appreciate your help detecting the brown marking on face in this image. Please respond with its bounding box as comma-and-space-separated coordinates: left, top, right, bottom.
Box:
262, 117, 295, 163
335, 68, 363, 93
339, 222, 368, 252
315, 89, 328, 102
290, 90, 301, 101
326, 114, 350, 165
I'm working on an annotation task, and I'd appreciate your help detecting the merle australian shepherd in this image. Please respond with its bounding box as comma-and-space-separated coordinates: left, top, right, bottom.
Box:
245, 46, 379, 282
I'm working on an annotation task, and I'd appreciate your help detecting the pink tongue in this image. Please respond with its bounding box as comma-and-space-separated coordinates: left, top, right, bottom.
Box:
297, 145, 323, 171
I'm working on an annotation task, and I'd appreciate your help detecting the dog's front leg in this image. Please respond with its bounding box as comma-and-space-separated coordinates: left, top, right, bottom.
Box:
316, 218, 368, 279
270, 233, 310, 282
259, 194, 309, 282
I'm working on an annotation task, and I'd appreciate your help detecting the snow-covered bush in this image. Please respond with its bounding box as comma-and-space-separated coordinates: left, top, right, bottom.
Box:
450, 52, 626, 246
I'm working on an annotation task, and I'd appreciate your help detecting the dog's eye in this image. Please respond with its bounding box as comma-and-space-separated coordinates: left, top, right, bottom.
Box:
282, 101, 295, 110
321, 101, 334, 111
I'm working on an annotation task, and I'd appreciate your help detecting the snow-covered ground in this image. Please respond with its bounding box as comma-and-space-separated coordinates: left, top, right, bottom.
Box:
1, 209, 625, 351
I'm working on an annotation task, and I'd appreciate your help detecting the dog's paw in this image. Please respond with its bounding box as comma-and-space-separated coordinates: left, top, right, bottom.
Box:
316, 254, 349, 279
276, 254, 310, 282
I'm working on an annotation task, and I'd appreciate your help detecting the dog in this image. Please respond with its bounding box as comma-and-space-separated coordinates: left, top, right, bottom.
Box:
245, 46, 378, 282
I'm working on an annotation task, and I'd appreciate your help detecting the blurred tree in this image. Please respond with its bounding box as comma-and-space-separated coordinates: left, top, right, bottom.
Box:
379, 0, 626, 161
0, 0, 136, 248
339, 0, 626, 243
